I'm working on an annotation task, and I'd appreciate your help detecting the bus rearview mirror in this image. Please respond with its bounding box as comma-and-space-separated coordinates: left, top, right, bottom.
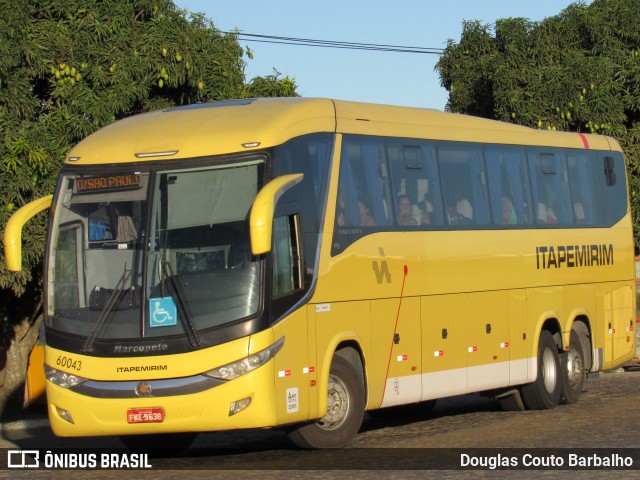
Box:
250, 174, 303, 255
4, 195, 53, 271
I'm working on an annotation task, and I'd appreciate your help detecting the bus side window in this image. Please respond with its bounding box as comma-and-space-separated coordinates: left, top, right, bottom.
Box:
567, 152, 597, 225
388, 141, 443, 227
337, 140, 391, 228
437, 142, 490, 227
272, 214, 302, 299
485, 146, 532, 226
528, 150, 573, 225
599, 152, 628, 226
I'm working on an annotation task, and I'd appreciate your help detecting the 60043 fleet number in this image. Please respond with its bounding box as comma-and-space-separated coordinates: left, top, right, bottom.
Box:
56, 355, 82, 371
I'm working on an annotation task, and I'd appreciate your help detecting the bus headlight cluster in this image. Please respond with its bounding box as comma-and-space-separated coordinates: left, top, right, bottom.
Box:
45, 365, 88, 389
205, 337, 284, 381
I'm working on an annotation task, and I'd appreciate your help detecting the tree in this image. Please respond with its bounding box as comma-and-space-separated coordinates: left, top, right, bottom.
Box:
0, 0, 297, 418
436, 0, 640, 249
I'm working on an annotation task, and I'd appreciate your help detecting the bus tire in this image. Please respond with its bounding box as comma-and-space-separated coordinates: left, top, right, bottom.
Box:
521, 330, 561, 410
288, 354, 365, 448
559, 329, 586, 404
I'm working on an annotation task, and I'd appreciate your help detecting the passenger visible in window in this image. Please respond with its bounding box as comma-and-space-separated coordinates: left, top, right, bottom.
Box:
537, 184, 558, 224
397, 194, 417, 226
502, 197, 517, 224
418, 192, 433, 225
358, 198, 376, 227
418, 192, 434, 216
336, 208, 346, 226
574, 203, 585, 223
456, 197, 473, 221
420, 208, 431, 225
446, 191, 472, 225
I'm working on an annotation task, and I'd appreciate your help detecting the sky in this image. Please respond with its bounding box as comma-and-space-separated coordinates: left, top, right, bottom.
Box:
174, 1, 589, 110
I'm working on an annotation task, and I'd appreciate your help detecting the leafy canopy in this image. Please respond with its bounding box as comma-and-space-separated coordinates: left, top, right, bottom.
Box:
0, 0, 298, 296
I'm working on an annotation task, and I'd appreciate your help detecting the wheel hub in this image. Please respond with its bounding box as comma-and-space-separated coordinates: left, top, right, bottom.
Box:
318, 375, 350, 430
565, 346, 584, 388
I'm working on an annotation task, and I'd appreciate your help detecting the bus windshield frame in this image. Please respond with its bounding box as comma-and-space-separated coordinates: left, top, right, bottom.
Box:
45, 157, 268, 356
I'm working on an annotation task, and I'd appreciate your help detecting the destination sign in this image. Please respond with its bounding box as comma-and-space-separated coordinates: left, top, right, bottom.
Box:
75, 173, 141, 194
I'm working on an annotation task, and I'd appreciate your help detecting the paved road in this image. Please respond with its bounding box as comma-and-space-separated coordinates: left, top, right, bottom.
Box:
2, 365, 639, 478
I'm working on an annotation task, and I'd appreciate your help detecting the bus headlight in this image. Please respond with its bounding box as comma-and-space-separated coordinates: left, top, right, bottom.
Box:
45, 365, 88, 388
204, 337, 284, 381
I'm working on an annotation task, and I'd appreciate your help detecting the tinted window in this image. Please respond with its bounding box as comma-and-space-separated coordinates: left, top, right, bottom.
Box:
272, 133, 334, 284
437, 142, 490, 226
331, 135, 629, 256
485, 146, 533, 226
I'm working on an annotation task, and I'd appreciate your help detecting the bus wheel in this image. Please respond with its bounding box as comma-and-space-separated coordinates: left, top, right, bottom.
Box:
521, 330, 561, 410
288, 355, 365, 448
559, 329, 585, 404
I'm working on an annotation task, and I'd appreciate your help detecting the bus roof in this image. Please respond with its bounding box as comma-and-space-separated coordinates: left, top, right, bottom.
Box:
66, 97, 620, 165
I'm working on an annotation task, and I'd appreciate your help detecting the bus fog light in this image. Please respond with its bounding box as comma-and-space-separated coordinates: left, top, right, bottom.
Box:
229, 397, 251, 416
55, 406, 75, 424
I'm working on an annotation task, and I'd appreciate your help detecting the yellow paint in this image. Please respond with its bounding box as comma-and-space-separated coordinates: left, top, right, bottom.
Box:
249, 173, 303, 254
7, 98, 635, 439
4, 195, 52, 271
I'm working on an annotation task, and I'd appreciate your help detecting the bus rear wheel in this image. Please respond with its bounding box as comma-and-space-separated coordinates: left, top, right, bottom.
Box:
559, 329, 586, 404
521, 330, 561, 410
288, 354, 365, 448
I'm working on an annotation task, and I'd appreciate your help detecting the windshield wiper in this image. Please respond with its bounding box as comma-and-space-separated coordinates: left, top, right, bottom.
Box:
160, 261, 201, 348
82, 265, 132, 353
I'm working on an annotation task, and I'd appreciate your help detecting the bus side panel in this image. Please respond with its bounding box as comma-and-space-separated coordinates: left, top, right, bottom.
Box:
526, 285, 564, 356
312, 301, 371, 418
25, 344, 46, 405
508, 289, 532, 385
272, 309, 311, 424
602, 284, 636, 368
466, 291, 510, 391
420, 294, 468, 400
371, 297, 421, 408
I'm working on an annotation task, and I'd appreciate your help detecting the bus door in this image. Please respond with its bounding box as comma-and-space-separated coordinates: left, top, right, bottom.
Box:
604, 285, 635, 366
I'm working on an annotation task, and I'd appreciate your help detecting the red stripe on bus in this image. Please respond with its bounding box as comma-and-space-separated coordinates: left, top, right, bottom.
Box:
381, 265, 409, 403
578, 133, 590, 149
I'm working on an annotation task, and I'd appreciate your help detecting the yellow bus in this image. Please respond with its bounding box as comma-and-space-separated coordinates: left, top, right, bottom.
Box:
5, 98, 636, 449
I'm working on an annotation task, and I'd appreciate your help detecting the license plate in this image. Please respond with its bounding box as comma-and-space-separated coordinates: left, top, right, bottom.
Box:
127, 407, 165, 424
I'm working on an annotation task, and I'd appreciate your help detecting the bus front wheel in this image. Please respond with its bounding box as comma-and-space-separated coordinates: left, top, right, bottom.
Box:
521, 330, 561, 410
288, 354, 365, 448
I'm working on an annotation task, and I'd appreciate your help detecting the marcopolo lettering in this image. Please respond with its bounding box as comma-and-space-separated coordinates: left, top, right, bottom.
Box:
113, 343, 168, 354
536, 244, 614, 269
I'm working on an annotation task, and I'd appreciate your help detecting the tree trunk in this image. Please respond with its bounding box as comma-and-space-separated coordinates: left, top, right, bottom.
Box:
0, 300, 43, 419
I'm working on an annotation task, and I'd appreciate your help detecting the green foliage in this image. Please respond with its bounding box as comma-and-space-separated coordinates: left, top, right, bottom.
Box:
243, 69, 299, 98
0, 0, 298, 297
437, 0, 640, 250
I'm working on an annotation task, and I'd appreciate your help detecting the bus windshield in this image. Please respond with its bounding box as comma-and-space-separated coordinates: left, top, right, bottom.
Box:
46, 161, 263, 352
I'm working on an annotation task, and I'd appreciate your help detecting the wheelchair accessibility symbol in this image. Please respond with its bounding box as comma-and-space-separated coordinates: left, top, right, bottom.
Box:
149, 297, 177, 328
